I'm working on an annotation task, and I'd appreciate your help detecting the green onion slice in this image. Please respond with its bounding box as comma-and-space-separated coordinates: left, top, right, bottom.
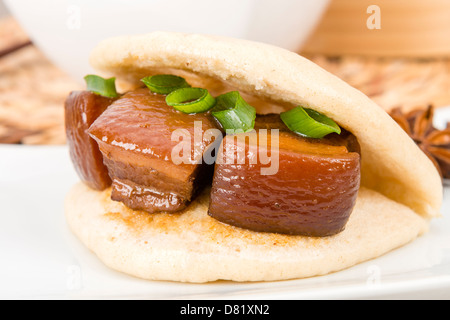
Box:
141, 74, 191, 95
280, 107, 341, 139
211, 91, 256, 132
166, 88, 215, 114
84, 75, 118, 98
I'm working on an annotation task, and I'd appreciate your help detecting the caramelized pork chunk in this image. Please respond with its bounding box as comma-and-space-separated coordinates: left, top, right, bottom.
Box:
88, 88, 220, 213
208, 114, 361, 237
65, 91, 116, 190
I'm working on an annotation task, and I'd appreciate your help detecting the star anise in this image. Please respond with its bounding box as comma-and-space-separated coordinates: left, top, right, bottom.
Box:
389, 105, 450, 180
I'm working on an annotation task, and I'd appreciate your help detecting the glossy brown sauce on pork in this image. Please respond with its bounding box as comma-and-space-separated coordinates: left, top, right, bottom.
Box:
88, 89, 219, 213
65, 80, 361, 237
208, 114, 361, 237
65, 91, 116, 190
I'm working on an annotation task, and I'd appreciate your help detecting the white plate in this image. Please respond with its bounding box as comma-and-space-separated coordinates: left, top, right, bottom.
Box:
434, 106, 450, 130
434, 106, 450, 187
0, 144, 449, 300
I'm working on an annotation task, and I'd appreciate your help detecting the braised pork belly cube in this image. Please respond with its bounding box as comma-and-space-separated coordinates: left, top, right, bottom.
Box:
88, 88, 220, 213
65, 91, 116, 190
208, 114, 361, 237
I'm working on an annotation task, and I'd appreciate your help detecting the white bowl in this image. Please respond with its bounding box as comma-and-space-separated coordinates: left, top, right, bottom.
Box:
5, 0, 329, 83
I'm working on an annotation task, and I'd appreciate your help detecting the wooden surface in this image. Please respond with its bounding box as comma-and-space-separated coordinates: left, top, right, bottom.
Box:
306, 54, 450, 112
302, 0, 450, 57
0, 16, 449, 145
0, 17, 81, 145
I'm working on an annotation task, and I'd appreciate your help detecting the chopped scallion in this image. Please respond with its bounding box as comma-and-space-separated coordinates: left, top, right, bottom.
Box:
141, 74, 191, 95
211, 91, 256, 132
84, 75, 118, 98
166, 88, 215, 114
280, 106, 341, 139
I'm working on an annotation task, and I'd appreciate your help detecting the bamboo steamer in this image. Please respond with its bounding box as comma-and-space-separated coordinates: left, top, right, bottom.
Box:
301, 0, 450, 57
